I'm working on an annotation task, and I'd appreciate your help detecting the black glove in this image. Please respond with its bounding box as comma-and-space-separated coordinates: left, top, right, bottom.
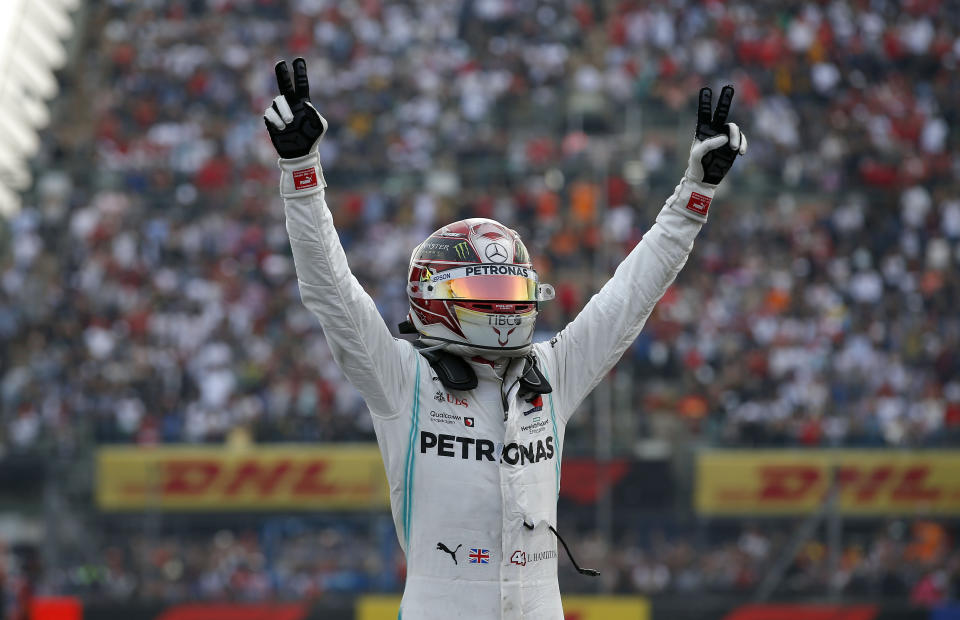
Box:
685, 85, 747, 185
264, 58, 328, 159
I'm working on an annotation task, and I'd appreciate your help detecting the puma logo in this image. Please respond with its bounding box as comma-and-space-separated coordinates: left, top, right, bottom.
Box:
436, 542, 462, 565
492, 326, 517, 346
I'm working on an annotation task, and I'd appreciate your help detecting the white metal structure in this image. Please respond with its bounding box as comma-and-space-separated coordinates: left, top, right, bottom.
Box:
0, 0, 79, 216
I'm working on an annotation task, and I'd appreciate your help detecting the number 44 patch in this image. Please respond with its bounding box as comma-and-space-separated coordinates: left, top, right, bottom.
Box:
510, 550, 526, 566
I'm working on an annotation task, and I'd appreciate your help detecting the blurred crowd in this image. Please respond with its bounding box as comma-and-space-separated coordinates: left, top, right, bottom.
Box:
2, 0, 960, 455
56, 525, 392, 602
604, 520, 959, 603
53, 519, 958, 604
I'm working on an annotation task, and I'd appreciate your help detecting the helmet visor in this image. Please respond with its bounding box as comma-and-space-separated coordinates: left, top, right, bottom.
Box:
415, 265, 539, 302
443, 274, 536, 301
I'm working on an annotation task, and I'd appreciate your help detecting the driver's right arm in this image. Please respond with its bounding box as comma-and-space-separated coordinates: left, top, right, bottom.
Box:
265, 58, 416, 417
278, 152, 417, 418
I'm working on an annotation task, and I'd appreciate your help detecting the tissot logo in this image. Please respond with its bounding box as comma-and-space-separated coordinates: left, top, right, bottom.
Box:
420, 431, 554, 465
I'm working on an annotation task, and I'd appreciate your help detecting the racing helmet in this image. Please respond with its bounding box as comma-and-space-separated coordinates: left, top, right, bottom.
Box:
406, 218, 554, 358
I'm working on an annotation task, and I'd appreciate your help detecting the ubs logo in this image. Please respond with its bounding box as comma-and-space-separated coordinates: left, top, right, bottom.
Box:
435, 391, 469, 407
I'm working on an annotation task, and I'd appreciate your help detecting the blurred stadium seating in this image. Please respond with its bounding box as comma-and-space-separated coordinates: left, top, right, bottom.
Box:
1, 0, 959, 618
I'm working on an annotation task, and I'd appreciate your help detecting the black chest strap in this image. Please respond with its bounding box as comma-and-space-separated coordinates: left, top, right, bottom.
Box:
412, 342, 553, 398
516, 356, 552, 401
412, 342, 478, 391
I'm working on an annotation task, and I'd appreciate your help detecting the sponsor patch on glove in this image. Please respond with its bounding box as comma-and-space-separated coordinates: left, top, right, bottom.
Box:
292, 167, 318, 190
686, 191, 711, 216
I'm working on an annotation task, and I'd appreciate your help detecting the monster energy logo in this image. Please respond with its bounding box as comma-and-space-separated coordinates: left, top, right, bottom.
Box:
454, 242, 470, 260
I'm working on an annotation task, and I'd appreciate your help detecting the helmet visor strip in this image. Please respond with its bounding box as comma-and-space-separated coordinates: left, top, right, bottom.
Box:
444, 274, 536, 301
413, 265, 552, 302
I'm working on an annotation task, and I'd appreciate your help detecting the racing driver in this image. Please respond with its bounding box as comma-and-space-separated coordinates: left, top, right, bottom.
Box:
264, 58, 747, 619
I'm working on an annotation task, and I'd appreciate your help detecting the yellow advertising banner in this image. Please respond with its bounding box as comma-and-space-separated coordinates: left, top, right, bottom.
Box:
696, 450, 960, 516
96, 445, 390, 511
561, 596, 650, 620
356, 595, 649, 620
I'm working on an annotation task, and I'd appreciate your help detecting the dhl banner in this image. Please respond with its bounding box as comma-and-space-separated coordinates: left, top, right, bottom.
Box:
96, 445, 390, 511
356, 595, 649, 620
696, 450, 960, 516
720, 603, 878, 620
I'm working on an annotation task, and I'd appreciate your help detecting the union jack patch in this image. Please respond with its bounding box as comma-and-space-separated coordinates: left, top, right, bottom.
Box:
468, 548, 490, 564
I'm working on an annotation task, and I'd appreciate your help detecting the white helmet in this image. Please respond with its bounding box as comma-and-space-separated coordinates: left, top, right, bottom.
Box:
405, 218, 554, 358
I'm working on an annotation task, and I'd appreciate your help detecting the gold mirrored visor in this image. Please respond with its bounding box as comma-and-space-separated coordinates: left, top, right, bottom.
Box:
416, 265, 540, 302
442, 274, 537, 301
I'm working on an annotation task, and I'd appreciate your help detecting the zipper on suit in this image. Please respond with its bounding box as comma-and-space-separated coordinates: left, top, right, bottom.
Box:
500, 375, 520, 420
497, 369, 520, 618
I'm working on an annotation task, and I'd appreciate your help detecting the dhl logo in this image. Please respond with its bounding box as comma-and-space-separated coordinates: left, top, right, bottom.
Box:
756, 464, 940, 503
697, 451, 960, 516
721, 604, 877, 620
154, 458, 373, 497
97, 446, 390, 510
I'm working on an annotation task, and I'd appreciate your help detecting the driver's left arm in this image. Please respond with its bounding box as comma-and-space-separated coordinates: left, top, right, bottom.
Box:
535, 86, 747, 419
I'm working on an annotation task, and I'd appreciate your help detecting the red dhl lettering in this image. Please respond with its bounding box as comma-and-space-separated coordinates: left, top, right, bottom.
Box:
223, 461, 291, 496
722, 603, 877, 620
891, 466, 940, 501
160, 459, 374, 498
164, 460, 220, 495
755, 464, 939, 504
835, 465, 893, 502
758, 466, 820, 501
291, 461, 338, 496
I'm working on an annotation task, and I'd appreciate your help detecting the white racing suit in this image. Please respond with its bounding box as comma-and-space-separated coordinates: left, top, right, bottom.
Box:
279, 152, 711, 619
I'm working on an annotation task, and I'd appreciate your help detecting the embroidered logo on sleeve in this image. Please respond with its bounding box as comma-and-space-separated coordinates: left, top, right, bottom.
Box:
292, 167, 318, 190
685, 191, 711, 216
